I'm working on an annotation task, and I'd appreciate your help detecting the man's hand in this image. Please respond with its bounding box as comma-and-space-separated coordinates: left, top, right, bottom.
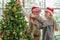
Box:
30, 14, 35, 18
30, 14, 35, 24
30, 19, 34, 24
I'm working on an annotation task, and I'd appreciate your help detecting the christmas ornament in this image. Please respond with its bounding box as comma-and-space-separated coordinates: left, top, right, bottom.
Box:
20, 32, 22, 36
2, 22, 5, 24
3, 26, 7, 28
7, 33, 10, 37
12, 6, 17, 12
15, 15, 18, 18
8, 6, 11, 9
25, 30, 30, 34
0, 31, 2, 35
20, 25, 22, 28
11, 18, 14, 20
13, 31, 16, 35
8, 37, 10, 39
20, 32, 24, 38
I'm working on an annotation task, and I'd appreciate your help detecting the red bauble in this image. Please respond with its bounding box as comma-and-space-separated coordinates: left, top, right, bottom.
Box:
25, 30, 30, 34
7, 33, 10, 37
0, 31, 2, 35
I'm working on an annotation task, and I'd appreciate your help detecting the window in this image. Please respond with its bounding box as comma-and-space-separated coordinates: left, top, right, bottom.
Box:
46, 0, 60, 8
0, 0, 2, 8
24, 0, 44, 8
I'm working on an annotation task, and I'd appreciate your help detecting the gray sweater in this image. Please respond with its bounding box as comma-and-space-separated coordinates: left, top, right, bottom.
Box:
34, 16, 54, 40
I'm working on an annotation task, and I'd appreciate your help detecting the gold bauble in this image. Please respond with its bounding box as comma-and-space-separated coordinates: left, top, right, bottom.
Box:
11, 18, 14, 20
8, 37, 10, 39
15, 15, 18, 18
8, 6, 11, 9
13, 31, 16, 35
20, 32, 22, 36
12, 6, 17, 12
20, 25, 22, 28
4, 26, 6, 28
2, 22, 5, 24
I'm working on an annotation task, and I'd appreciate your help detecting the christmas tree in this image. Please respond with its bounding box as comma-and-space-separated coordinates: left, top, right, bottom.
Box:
0, 0, 32, 40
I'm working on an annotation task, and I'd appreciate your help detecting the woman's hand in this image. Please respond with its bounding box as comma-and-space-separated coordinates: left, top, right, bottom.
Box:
16, 0, 22, 6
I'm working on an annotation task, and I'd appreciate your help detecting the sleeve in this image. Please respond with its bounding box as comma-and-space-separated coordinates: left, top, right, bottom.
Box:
22, 7, 30, 19
34, 16, 48, 27
34, 23, 43, 29
29, 22, 33, 30
54, 20, 58, 31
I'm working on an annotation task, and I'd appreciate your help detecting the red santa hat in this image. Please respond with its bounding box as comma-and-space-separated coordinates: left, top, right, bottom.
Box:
31, 6, 41, 14
45, 7, 54, 14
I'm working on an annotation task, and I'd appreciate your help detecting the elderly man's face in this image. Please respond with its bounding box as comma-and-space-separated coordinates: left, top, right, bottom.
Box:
32, 8, 40, 16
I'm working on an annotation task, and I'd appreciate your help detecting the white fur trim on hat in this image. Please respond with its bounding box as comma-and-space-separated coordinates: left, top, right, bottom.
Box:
45, 9, 53, 14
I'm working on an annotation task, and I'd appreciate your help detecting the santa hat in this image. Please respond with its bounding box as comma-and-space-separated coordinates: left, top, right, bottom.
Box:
45, 7, 54, 14
31, 6, 41, 14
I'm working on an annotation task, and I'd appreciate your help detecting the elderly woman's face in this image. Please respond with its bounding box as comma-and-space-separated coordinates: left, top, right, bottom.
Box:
45, 11, 51, 17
